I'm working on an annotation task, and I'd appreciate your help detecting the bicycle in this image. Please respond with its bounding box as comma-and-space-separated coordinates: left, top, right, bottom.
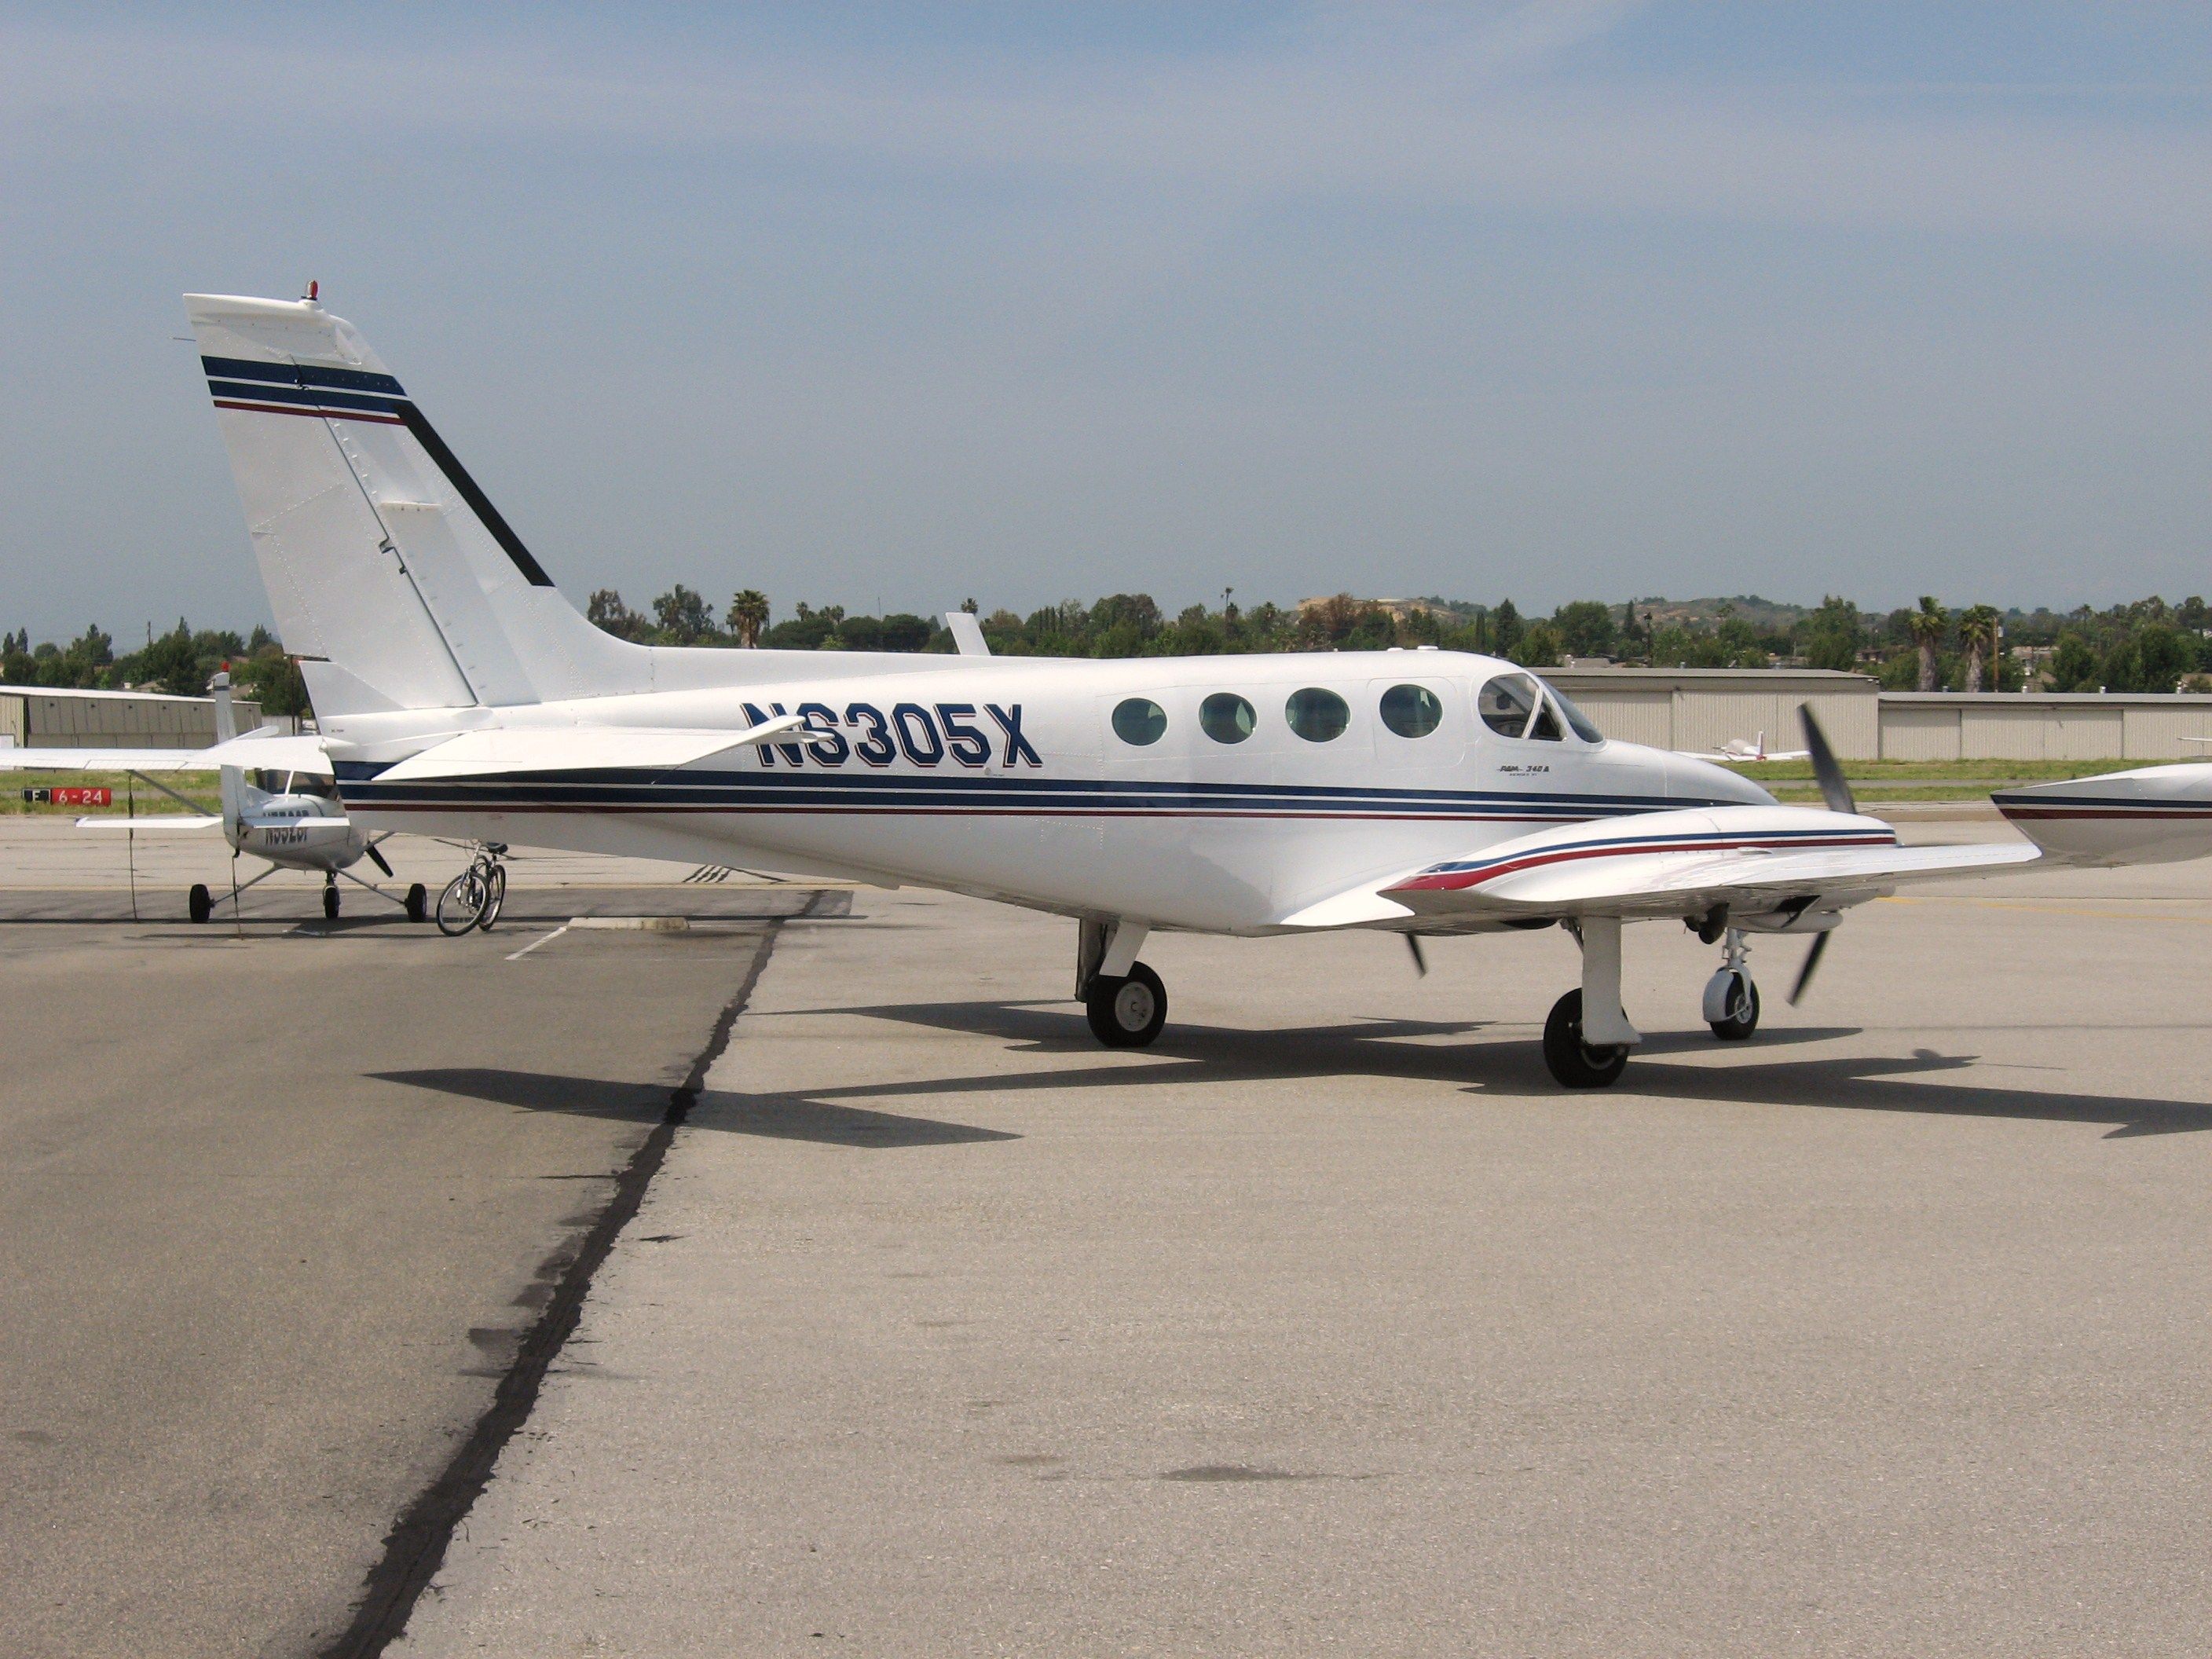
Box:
435, 843, 509, 936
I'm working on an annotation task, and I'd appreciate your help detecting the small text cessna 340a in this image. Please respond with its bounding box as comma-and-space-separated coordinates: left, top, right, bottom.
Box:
183, 291, 2212, 1086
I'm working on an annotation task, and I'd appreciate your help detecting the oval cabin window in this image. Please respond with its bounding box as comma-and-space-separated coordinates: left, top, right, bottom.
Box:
1379, 683, 1443, 739
1111, 698, 1167, 746
1199, 692, 1256, 744
1285, 687, 1351, 743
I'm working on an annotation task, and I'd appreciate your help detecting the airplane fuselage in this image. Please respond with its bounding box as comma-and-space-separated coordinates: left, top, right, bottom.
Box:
323, 648, 1770, 933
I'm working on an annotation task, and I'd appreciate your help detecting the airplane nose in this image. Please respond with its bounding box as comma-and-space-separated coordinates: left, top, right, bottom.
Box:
1667, 750, 1776, 806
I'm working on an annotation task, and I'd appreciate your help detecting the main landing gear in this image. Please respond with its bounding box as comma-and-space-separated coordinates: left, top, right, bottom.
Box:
1077, 917, 1166, 1048
1540, 912, 1770, 1088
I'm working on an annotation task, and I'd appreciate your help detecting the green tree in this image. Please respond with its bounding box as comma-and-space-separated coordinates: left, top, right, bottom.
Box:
651, 584, 716, 645
1957, 603, 2001, 693
725, 589, 770, 647
586, 589, 650, 642
1551, 600, 1617, 658
1907, 597, 1948, 692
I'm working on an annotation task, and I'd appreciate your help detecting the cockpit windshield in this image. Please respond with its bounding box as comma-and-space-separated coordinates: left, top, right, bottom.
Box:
1540, 681, 1606, 744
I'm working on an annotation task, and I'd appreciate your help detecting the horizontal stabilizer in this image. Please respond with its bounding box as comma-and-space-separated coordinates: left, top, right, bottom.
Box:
375, 716, 805, 782
238, 813, 350, 830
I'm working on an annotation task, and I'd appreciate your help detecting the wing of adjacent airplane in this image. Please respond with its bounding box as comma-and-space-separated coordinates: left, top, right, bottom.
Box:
1277, 805, 2038, 928
74, 814, 224, 830
1672, 746, 1811, 763
3, 729, 332, 774
372, 717, 805, 782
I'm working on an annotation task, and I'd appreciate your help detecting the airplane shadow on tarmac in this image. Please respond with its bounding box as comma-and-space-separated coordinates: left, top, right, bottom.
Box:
780, 999, 2212, 1141
373, 1067, 1022, 1149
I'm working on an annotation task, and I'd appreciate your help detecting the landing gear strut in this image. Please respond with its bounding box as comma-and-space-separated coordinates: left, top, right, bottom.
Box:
1077, 917, 1166, 1048
1542, 916, 1638, 1089
1701, 927, 1760, 1041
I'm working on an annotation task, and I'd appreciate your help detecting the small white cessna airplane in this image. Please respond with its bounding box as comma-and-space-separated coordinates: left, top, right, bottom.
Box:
4, 673, 427, 922
177, 291, 2210, 1085
1676, 732, 1811, 764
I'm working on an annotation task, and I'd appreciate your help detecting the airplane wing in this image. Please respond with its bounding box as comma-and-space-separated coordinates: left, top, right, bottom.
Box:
1277, 806, 2038, 928
1994, 764, 2212, 866
75, 815, 223, 830
3, 748, 225, 772
1, 730, 331, 774
373, 717, 805, 782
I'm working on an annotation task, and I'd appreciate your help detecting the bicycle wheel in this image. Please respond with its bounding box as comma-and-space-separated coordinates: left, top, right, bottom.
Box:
475, 863, 507, 932
437, 870, 487, 936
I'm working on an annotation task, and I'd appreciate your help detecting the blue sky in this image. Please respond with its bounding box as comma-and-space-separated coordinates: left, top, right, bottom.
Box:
1, 2, 2206, 639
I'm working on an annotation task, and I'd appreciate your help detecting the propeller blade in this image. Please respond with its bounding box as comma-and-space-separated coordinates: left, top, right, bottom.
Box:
365, 841, 394, 878
1789, 929, 1831, 1005
1404, 933, 1427, 978
1798, 705, 1856, 816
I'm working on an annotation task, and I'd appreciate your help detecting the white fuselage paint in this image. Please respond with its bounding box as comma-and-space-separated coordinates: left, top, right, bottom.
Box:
324, 648, 1770, 933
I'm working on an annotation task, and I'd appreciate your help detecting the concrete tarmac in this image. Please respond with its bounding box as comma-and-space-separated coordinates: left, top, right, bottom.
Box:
11, 819, 2212, 1655
0, 873, 819, 1657
391, 839, 2212, 1657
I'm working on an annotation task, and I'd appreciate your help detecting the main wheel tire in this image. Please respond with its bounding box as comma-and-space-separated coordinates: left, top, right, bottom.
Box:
475, 864, 506, 932
323, 884, 340, 921
405, 882, 428, 924
1542, 988, 1629, 1088
437, 871, 485, 936
1085, 960, 1167, 1048
188, 884, 211, 925
1709, 973, 1760, 1041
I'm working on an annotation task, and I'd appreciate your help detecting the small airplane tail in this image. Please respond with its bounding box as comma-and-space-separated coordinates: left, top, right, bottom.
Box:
184, 293, 648, 720
211, 668, 243, 821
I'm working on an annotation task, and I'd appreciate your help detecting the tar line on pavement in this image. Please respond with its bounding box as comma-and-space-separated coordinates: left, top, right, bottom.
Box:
317, 918, 787, 1659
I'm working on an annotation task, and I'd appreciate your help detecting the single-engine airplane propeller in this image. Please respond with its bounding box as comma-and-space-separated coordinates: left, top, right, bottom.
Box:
174, 291, 2212, 1084
3, 671, 428, 923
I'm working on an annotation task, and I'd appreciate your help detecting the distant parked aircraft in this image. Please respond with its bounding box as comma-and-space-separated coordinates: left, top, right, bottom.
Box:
2, 673, 426, 922
1675, 732, 1811, 764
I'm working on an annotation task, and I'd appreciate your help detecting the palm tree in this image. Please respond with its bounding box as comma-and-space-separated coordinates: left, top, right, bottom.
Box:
725, 589, 770, 649
1907, 596, 1948, 692
1958, 604, 2001, 693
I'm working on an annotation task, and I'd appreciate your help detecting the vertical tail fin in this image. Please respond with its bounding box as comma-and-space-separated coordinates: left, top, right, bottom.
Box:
185, 293, 646, 720
211, 668, 243, 822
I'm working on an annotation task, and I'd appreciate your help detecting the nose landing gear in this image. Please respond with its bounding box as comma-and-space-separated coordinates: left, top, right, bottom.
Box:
1702, 927, 1760, 1041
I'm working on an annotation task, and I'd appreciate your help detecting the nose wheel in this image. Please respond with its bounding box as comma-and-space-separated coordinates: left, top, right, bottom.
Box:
1085, 961, 1167, 1048
1701, 927, 1759, 1040
323, 874, 340, 921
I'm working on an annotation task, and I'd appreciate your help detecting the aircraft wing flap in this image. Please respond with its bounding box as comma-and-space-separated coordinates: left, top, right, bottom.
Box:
375, 716, 804, 782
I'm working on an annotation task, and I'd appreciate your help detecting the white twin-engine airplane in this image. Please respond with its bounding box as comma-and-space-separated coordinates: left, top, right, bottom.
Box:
181, 291, 2208, 1086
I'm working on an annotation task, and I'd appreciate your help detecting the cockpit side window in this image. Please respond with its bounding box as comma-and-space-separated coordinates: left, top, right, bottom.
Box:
1476, 674, 1541, 738
1542, 682, 1606, 744
1527, 700, 1562, 742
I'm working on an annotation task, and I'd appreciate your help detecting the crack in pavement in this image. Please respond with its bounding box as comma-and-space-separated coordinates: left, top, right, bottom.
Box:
318, 918, 784, 1659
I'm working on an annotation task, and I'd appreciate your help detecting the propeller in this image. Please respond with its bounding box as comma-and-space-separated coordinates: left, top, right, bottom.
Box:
364, 841, 395, 877
1788, 928, 1830, 1005
1798, 704, 1855, 816
1404, 933, 1428, 977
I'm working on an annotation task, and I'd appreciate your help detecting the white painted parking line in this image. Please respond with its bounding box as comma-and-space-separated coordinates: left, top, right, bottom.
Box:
504, 925, 568, 961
